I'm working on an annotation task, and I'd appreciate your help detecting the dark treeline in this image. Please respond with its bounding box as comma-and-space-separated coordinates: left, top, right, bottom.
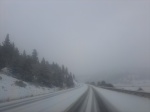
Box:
88, 80, 114, 88
97, 80, 114, 87
0, 34, 75, 88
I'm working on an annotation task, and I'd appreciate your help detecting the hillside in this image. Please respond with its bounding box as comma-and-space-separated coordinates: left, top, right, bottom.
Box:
0, 73, 59, 103
0, 35, 75, 88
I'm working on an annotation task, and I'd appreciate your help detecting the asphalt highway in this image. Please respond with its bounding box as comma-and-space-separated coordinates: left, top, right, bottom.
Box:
0, 84, 150, 112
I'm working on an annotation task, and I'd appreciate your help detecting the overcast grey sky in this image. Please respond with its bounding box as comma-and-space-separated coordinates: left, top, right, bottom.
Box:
0, 0, 150, 81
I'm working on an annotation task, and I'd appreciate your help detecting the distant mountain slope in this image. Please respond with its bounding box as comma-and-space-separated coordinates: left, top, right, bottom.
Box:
88, 68, 150, 92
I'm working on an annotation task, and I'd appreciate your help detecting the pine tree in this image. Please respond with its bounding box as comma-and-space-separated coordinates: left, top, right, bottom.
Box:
3, 34, 11, 47
32, 49, 39, 64
2, 34, 14, 67
23, 50, 26, 58
41, 58, 46, 65
0, 44, 4, 69
0, 34, 75, 87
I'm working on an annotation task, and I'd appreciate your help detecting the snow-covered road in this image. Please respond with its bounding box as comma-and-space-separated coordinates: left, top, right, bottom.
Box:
1, 84, 150, 112
93, 86, 150, 112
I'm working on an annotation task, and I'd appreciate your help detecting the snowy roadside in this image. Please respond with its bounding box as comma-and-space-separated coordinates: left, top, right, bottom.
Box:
114, 83, 150, 93
0, 73, 60, 103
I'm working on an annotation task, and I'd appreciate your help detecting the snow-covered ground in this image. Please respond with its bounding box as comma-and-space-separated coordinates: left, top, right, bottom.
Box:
0, 84, 88, 112
0, 73, 59, 102
114, 86, 150, 93
114, 82, 150, 93
73, 79, 80, 87
113, 73, 150, 93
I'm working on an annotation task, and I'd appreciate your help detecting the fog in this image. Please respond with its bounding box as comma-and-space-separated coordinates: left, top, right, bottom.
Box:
0, 0, 150, 82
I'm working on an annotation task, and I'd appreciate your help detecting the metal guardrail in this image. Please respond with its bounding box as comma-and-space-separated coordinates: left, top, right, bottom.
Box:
99, 86, 150, 98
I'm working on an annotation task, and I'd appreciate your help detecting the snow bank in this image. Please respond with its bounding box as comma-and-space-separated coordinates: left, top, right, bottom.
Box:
0, 73, 59, 102
73, 79, 80, 87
